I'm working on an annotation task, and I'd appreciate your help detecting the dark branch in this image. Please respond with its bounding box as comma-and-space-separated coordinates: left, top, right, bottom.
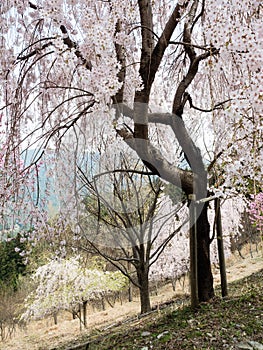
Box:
26, 2, 92, 70
149, 2, 190, 89
169, 41, 212, 51
113, 20, 126, 105
191, 0, 205, 32
93, 168, 157, 178
60, 25, 92, 70
186, 93, 232, 113
28, 1, 38, 9
17, 42, 53, 61
150, 218, 189, 267
172, 47, 219, 115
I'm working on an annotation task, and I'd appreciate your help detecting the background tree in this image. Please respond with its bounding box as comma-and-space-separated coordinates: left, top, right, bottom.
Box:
0, 234, 26, 291
76, 156, 186, 314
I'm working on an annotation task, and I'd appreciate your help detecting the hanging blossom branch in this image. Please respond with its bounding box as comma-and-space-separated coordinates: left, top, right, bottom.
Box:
26, 2, 92, 70
207, 130, 259, 174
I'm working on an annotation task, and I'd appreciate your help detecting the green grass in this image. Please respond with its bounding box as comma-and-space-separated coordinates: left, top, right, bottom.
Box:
57, 269, 263, 350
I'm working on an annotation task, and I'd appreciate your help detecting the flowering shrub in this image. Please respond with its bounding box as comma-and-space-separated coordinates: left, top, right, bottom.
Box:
21, 256, 128, 321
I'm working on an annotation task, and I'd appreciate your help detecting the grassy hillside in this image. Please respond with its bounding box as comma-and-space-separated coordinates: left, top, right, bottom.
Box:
61, 269, 263, 350
1, 253, 262, 350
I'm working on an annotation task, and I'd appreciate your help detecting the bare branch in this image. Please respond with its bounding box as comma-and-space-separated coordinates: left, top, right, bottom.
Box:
150, 218, 189, 267
79, 241, 140, 288
169, 41, 212, 51
93, 168, 156, 177
187, 94, 232, 113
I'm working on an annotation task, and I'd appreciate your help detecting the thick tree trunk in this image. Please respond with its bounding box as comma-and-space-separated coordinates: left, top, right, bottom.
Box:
137, 267, 151, 314
196, 203, 215, 301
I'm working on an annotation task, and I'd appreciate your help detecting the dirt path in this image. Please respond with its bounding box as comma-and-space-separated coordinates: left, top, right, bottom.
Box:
1, 249, 262, 350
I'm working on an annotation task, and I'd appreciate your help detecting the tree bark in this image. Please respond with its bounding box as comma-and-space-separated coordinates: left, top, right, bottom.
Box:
196, 202, 214, 301
136, 265, 151, 314
171, 116, 214, 302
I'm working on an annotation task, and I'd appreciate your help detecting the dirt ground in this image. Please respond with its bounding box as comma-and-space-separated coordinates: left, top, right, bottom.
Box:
1, 247, 262, 350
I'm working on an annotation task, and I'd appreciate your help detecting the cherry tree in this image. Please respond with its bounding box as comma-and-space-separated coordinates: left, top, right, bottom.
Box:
21, 256, 128, 327
0, 0, 262, 304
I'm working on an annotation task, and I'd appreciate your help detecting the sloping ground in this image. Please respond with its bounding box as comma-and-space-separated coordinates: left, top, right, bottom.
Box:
82, 268, 263, 350
0, 249, 262, 350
